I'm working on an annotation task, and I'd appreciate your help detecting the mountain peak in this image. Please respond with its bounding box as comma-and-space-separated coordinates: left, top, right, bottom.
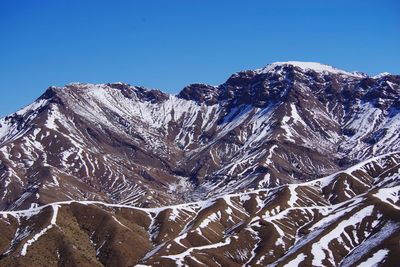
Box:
372, 72, 392, 79
255, 61, 365, 77
178, 83, 219, 105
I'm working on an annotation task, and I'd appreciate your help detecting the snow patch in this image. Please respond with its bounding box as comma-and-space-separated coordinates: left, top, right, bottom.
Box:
256, 61, 363, 77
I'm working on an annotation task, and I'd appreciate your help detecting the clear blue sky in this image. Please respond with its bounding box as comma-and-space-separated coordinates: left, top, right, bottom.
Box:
1, 0, 399, 117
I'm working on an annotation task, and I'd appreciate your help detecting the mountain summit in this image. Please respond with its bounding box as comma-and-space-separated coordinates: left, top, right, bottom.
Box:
255, 61, 366, 76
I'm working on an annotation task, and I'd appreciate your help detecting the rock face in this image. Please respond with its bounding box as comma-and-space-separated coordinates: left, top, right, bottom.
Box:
0, 61, 400, 266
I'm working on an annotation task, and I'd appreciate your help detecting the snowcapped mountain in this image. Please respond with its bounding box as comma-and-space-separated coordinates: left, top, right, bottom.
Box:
1, 61, 399, 210
0, 61, 400, 266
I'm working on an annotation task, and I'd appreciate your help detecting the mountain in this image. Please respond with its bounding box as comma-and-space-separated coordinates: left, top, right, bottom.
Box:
1, 61, 399, 210
0, 61, 399, 266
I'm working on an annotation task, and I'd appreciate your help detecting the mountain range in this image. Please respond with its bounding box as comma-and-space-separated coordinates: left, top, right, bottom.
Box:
0, 61, 399, 266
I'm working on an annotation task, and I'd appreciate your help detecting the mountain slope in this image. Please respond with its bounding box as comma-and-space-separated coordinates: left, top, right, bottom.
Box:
1, 152, 399, 266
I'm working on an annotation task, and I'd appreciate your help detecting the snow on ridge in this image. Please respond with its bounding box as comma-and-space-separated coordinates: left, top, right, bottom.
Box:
1, 151, 398, 215
303, 151, 400, 188
0, 98, 49, 142
372, 72, 391, 79
20, 204, 59, 256
0, 98, 48, 121
355, 249, 389, 267
255, 61, 364, 77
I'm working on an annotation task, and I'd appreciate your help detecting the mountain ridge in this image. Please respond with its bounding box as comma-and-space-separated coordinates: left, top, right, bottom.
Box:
6, 60, 394, 115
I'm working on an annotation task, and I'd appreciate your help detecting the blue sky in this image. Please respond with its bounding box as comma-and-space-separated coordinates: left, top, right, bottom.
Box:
0, 0, 399, 117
